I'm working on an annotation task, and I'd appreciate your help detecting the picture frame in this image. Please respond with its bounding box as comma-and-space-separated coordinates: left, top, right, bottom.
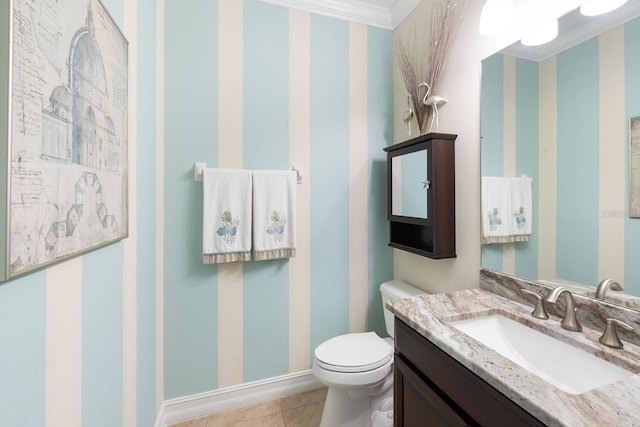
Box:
0, 0, 129, 280
630, 116, 640, 218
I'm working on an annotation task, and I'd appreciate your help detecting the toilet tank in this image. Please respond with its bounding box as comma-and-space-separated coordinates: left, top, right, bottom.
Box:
380, 280, 426, 338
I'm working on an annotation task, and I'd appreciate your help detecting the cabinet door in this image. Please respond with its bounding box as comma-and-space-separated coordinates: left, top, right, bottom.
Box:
395, 319, 546, 426
394, 356, 470, 427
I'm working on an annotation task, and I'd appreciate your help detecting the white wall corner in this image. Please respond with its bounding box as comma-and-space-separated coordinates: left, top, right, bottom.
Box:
390, 0, 422, 29
154, 370, 322, 427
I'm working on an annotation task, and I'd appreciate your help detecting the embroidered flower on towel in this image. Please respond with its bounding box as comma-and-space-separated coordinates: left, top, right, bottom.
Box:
488, 208, 502, 231
217, 211, 240, 246
513, 206, 526, 230
266, 211, 287, 243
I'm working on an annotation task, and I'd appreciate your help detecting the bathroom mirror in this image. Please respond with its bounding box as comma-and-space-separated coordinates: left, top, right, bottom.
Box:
391, 149, 429, 219
480, 1, 640, 310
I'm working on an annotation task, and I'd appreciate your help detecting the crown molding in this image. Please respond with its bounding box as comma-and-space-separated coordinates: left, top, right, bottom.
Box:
258, 0, 421, 30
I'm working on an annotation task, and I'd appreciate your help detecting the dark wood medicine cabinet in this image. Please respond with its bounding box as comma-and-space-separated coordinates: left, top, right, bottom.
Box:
384, 133, 456, 259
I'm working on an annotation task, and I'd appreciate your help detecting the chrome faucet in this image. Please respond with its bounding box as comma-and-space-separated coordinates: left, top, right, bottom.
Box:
543, 287, 582, 332
595, 279, 624, 300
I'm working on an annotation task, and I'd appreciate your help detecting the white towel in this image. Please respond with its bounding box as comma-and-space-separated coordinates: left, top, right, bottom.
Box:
509, 177, 532, 236
202, 169, 252, 264
481, 176, 532, 244
252, 170, 296, 261
481, 177, 511, 243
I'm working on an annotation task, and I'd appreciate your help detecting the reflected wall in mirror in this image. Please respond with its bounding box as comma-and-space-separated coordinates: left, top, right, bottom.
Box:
480, 5, 640, 305
392, 150, 429, 219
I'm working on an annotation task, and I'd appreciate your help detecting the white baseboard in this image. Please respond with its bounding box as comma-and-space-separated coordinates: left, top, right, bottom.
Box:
155, 370, 321, 427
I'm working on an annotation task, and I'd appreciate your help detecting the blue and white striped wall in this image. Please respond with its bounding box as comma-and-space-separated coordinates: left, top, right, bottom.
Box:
481, 17, 640, 297
163, 0, 393, 399
0, 0, 394, 422
0, 0, 159, 426
481, 53, 540, 281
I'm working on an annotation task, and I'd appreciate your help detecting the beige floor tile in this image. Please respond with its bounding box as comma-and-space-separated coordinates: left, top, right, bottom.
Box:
169, 417, 207, 427
231, 412, 286, 427
172, 388, 328, 427
282, 400, 325, 427
206, 399, 282, 427
279, 387, 328, 412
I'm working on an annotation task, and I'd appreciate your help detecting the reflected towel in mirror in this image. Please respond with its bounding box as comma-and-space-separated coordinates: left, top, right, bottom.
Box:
481, 176, 532, 244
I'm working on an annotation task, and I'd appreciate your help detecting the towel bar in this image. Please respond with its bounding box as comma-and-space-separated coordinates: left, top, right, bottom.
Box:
193, 163, 303, 184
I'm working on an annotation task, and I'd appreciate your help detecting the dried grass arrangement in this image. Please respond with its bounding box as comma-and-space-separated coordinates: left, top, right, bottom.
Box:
396, 0, 469, 135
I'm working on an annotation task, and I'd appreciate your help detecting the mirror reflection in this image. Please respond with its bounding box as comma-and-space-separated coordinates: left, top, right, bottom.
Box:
391, 149, 429, 219
480, 2, 640, 308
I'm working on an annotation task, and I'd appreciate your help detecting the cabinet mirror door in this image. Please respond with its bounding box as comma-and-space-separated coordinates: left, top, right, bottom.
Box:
391, 148, 428, 219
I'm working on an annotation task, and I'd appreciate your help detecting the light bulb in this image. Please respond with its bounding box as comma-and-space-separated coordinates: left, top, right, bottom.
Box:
521, 19, 558, 46
479, 0, 517, 36
580, 0, 628, 16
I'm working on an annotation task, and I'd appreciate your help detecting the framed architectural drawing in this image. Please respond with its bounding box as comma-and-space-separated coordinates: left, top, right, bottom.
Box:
631, 117, 640, 218
0, 0, 128, 280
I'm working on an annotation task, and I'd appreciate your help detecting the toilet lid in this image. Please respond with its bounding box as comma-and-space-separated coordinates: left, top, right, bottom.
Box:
314, 332, 392, 373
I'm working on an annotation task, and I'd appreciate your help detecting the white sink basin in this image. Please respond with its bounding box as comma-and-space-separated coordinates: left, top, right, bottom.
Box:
450, 314, 636, 394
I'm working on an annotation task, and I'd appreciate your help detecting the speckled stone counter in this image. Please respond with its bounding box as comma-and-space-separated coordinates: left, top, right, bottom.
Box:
480, 269, 640, 347
387, 289, 640, 427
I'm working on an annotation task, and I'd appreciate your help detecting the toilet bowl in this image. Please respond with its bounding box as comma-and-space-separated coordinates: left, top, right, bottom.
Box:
312, 280, 425, 427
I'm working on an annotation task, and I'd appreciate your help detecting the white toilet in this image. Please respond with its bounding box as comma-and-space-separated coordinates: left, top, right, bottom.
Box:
312, 280, 426, 427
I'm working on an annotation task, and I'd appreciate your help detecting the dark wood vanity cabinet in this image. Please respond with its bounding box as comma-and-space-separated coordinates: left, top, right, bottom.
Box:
394, 319, 545, 427
384, 133, 456, 259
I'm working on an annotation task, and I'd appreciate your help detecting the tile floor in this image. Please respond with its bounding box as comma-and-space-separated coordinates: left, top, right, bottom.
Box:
169, 387, 327, 427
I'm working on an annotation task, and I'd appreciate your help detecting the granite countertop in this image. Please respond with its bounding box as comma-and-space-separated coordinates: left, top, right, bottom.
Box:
387, 288, 640, 427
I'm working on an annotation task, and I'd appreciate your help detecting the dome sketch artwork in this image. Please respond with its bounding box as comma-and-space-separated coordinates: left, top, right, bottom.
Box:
5, 0, 128, 279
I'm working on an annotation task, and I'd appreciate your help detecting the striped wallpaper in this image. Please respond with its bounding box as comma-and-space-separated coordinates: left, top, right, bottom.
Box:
163, 0, 393, 399
481, 17, 640, 298
0, 0, 394, 422
0, 0, 159, 426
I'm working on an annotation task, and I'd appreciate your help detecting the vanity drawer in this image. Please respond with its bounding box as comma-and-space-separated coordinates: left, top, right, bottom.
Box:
394, 319, 545, 426
395, 355, 470, 427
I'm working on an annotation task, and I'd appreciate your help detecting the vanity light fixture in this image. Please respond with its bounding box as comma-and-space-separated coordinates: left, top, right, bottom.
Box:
580, 0, 628, 17
479, 0, 517, 36
521, 18, 558, 46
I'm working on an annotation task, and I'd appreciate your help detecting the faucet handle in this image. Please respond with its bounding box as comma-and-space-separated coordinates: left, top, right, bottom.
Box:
599, 318, 635, 349
521, 289, 549, 320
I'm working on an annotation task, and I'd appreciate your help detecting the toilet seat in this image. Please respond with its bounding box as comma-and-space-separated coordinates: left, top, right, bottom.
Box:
314, 332, 392, 373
